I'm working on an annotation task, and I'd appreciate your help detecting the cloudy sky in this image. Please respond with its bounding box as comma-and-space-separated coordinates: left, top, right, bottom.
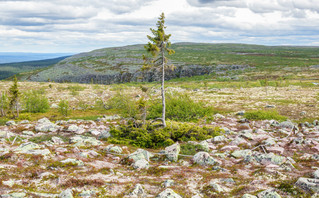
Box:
1, 0, 319, 53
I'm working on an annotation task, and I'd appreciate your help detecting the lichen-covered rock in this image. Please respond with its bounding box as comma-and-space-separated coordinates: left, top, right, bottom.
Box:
193, 152, 216, 166
257, 189, 281, 198
6, 120, 16, 126
165, 142, 180, 162
132, 159, 149, 169
35, 118, 58, 132
279, 120, 295, 129
156, 188, 182, 198
314, 170, 319, 179
162, 179, 175, 188
295, 177, 319, 193
78, 190, 97, 197
127, 149, 153, 162
129, 183, 145, 197
59, 189, 73, 198
1, 192, 26, 198
242, 194, 257, 198
209, 182, 224, 192
105, 144, 123, 154
69, 135, 101, 147
61, 158, 84, 166
98, 130, 112, 139
231, 149, 252, 158
14, 142, 41, 153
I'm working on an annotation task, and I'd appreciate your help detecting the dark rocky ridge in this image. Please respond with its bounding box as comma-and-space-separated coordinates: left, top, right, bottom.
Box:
37, 64, 248, 84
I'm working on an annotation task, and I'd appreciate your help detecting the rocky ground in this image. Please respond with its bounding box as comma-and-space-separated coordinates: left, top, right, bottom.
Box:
1, 114, 319, 197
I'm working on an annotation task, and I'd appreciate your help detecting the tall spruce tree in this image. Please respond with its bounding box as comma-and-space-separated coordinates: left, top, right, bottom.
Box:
144, 12, 175, 127
9, 75, 20, 118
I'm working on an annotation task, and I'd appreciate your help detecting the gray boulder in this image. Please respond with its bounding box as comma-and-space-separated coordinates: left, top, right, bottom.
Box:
242, 194, 257, 198
129, 183, 145, 197
60, 158, 84, 166
257, 189, 281, 198
295, 177, 319, 193
127, 149, 153, 163
35, 118, 58, 132
314, 170, 319, 179
98, 130, 112, 139
59, 189, 73, 198
165, 142, 180, 162
193, 152, 216, 166
132, 159, 149, 169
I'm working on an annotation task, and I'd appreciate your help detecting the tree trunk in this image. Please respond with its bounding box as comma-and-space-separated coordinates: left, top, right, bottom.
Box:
161, 48, 166, 128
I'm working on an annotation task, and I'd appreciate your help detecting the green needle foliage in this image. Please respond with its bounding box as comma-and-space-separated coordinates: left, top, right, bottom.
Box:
8, 75, 20, 118
144, 12, 175, 128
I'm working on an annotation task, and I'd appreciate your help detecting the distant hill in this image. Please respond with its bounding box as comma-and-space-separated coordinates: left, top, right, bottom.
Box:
0, 52, 72, 64
19, 43, 319, 83
0, 56, 70, 80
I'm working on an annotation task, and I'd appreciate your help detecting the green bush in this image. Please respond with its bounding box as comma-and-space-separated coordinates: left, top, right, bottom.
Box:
109, 121, 223, 149
180, 143, 207, 155
23, 90, 50, 113
147, 92, 214, 122
244, 110, 287, 121
58, 100, 70, 116
107, 92, 138, 118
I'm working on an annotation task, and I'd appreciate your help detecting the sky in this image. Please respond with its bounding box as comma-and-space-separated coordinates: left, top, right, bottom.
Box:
1, 0, 319, 53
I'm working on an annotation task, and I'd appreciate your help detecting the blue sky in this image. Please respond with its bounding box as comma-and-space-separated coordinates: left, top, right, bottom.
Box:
1, 0, 319, 53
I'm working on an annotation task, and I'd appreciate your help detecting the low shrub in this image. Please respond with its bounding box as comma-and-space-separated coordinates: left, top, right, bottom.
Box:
107, 92, 138, 118
58, 100, 70, 116
244, 110, 287, 121
109, 121, 223, 149
147, 92, 214, 122
23, 90, 50, 113
180, 143, 207, 155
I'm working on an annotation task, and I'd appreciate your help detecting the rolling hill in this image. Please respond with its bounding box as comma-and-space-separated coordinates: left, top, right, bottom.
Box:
17, 43, 319, 83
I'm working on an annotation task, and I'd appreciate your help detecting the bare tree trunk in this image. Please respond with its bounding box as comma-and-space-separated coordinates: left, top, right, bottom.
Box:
161, 48, 166, 128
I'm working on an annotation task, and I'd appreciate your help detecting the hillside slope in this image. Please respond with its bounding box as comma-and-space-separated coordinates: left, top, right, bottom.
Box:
26, 43, 319, 83
0, 56, 69, 80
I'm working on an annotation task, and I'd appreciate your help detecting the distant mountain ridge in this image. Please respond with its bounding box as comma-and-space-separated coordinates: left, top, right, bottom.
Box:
0, 52, 72, 64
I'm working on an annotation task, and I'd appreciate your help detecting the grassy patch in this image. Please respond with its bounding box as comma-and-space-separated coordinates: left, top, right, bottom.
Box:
29, 134, 68, 143
244, 110, 287, 121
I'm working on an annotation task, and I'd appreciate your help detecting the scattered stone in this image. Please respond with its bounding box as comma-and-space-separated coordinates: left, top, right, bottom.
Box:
6, 120, 16, 126
51, 136, 64, 144
242, 194, 257, 198
162, 179, 175, 188
132, 159, 149, 169
295, 177, 319, 193
1, 193, 26, 198
60, 158, 84, 166
78, 190, 97, 197
14, 142, 41, 153
193, 152, 216, 166
209, 181, 224, 193
156, 188, 182, 198
231, 150, 252, 158
279, 120, 295, 129
59, 189, 73, 198
257, 189, 281, 198
98, 130, 112, 139
127, 149, 153, 163
35, 117, 58, 132
165, 142, 180, 162
129, 184, 145, 197
22, 131, 34, 136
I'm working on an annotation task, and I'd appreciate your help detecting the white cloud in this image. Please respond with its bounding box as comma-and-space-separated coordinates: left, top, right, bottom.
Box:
0, 0, 318, 52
